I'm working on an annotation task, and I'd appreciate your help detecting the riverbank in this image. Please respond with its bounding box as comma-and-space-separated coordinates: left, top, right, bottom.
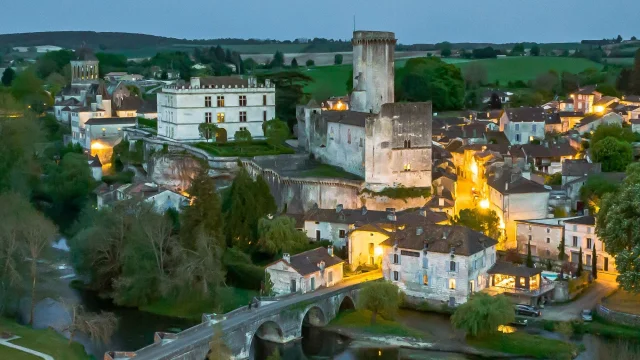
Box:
0, 317, 91, 360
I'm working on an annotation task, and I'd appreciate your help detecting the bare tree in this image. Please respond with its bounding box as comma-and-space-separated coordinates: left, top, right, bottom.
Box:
0, 194, 26, 314
208, 324, 232, 360
174, 230, 225, 297
137, 207, 176, 276
60, 301, 117, 345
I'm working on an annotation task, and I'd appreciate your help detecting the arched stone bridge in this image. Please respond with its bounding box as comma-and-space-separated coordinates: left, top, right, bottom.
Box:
105, 271, 381, 360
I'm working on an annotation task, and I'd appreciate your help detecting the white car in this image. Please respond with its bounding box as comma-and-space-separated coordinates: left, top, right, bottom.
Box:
581, 309, 593, 322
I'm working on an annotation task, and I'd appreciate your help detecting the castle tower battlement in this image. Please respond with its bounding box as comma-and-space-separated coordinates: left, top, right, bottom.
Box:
351, 31, 396, 114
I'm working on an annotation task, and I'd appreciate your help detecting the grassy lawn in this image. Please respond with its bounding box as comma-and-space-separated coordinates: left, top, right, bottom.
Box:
140, 287, 259, 320
297, 164, 363, 180
0, 317, 89, 360
195, 140, 294, 157
467, 332, 577, 360
137, 117, 157, 130
606, 58, 635, 66
329, 310, 425, 338
602, 290, 640, 315
458, 57, 603, 84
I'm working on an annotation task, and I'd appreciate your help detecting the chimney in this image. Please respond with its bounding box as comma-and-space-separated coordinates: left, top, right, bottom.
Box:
386, 208, 396, 222
584, 208, 589, 216
416, 227, 423, 236
265, 79, 272, 87
438, 197, 445, 207
442, 230, 449, 240
283, 253, 290, 263
190, 77, 201, 88
328, 245, 334, 257
419, 208, 426, 217
335, 204, 343, 213
361, 206, 368, 215
90, 102, 97, 111
510, 172, 519, 183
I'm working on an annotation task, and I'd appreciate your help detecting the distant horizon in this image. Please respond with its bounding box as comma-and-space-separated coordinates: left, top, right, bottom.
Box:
1, 0, 638, 44
0, 29, 633, 46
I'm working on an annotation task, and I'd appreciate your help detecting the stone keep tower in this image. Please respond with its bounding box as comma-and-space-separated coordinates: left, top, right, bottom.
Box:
350, 31, 396, 114
71, 48, 99, 85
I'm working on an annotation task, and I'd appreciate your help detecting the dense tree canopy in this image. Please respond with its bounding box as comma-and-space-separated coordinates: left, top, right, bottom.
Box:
452, 208, 502, 241
1, 67, 15, 86
451, 293, 514, 336
591, 123, 635, 145
396, 57, 465, 111
580, 174, 621, 213
591, 137, 633, 172
596, 164, 640, 292
259, 72, 312, 130
358, 281, 402, 324
35, 49, 74, 79
257, 216, 308, 255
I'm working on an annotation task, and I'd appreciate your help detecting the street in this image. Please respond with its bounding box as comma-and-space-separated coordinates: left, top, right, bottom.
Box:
542, 279, 617, 321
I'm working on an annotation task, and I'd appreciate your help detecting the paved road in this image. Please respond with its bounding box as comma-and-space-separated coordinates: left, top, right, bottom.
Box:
542, 279, 617, 321
129, 271, 383, 360
454, 177, 478, 215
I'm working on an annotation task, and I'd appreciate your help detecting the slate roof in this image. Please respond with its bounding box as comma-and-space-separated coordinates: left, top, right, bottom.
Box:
88, 155, 102, 168
382, 225, 498, 256
575, 85, 599, 95
487, 171, 550, 195
562, 160, 601, 177
476, 110, 503, 121
117, 96, 144, 111
622, 95, 640, 103
304, 207, 390, 225
521, 142, 577, 158
84, 117, 137, 126
55, 98, 81, 106
631, 119, 640, 125
546, 113, 561, 124
487, 261, 542, 277
137, 100, 158, 113
286, 247, 343, 276
577, 112, 621, 126
199, 76, 249, 87
504, 107, 552, 123
594, 96, 619, 106
558, 111, 585, 117
425, 191, 455, 209
564, 215, 595, 226
323, 110, 369, 127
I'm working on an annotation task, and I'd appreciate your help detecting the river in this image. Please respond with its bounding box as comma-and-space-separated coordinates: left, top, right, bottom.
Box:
37, 240, 640, 360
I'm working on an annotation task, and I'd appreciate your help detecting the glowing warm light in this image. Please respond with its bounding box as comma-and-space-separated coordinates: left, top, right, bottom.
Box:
499, 220, 505, 229
333, 100, 345, 111
498, 325, 516, 334
90, 141, 107, 150
374, 246, 383, 257
594, 105, 604, 113
479, 199, 490, 209
470, 162, 478, 176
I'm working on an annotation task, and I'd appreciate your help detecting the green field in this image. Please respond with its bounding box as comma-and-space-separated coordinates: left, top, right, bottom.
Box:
606, 57, 635, 66
329, 310, 425, 338
195, 140, 295, 157
301, 56, 602, 99
0, 317, 89, 360
106, 43, 308, 58
457, 57, 603, 83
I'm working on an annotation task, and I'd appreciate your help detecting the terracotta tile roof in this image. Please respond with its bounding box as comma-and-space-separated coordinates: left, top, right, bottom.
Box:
286, 247, 343, 276
382, 225, 498, 256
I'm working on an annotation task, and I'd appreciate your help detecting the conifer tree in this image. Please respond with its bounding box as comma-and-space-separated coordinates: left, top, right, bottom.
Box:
591, 245, 598, 279
526, 242, 534, 268
576, 247, 583, 277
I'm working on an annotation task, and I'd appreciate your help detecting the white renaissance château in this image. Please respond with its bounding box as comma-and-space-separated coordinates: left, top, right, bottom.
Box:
157, 76, 276, 142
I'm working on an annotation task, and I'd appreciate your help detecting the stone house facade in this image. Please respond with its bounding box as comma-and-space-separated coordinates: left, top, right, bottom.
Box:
515, 218, 574, 260
564, 216, 616, 274
266, 247, 344, 295
499, 107, 549, 145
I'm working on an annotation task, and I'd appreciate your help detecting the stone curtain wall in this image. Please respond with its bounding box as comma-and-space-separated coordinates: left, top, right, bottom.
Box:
596, 304, 640, 327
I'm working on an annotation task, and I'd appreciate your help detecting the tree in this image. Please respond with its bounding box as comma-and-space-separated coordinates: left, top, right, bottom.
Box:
259, 71, 313, 130
576, 247, 583, 277
632, 36, 638, 41
558, 233, 566, 280
579, 174, 620, 213
264, 119, 290, 149
554, 321, 573, 341
511, 43, 525, 56
208, 324, 231, 360
530, 44, 541, 56
334, 54, 343, 65
595, 83, 620, 98
174, 230, 225, 297
60, 302, 117, 345
616, 35, 623, 43
266, 349, 282, 360
616, 68, 633, 94
462, 62, 488, 88
257, 216, 308, 255
270, 51, 285, 68
632, 49, 640, 95
306, 59, 315, 67
198, 122, 219, 143
591, 137, 633, 172
441, 48, 452, 57
234, 128, 252, 143
1, 67, 15, 86
181, 170, 224, 250
591, 123, 635, 145
396, 57, 465, 111
451, 293, 514, 337
452, 208, 502, 241
596, 163, 640, 291
592, 243, 598, 280
290, 58, 298, 68
45, 72, 67, 97
533, 71, 560, 95
526, 242, 534, 268
10, 69, 51, 112
358, 281, 401, 324
489, 92, 502, 109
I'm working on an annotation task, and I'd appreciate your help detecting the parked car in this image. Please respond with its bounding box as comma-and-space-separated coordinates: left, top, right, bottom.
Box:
511, 318, 528, 326
515, 304, 541, 317
582, 309, 593, 322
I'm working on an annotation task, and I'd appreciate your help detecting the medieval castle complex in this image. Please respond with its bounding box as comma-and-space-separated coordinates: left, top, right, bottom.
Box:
296, 30, 433, 191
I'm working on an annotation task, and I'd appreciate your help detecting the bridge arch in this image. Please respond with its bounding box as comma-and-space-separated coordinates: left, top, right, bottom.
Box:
302, 305, 327, 327
249, 320, 285, 360
338, 295, 356, 313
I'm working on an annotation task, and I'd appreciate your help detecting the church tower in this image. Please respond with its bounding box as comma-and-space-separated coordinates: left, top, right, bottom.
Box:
350, 31, 396, 114
71, 48, 99, 85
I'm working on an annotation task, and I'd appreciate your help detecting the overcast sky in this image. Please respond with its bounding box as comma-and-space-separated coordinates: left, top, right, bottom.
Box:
2, 0, 639, 44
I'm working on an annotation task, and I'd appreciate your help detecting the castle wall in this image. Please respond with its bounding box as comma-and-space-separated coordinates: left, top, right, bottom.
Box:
351, 31, 396, 114
320, 122, 365, 177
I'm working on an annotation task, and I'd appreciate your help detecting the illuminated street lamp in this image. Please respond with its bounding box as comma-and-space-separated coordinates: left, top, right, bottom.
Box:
479, 199, 490, 209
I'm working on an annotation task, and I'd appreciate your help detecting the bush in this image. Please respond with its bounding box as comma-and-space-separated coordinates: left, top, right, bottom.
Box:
361, 186, 431, 200
102, 170, 134, 185
137, 117, 157, 130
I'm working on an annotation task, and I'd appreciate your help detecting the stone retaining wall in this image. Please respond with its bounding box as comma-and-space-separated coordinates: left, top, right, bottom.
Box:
596, 304, 640, 327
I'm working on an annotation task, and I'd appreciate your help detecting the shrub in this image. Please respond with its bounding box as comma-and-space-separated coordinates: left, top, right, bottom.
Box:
361, 186, 431, 200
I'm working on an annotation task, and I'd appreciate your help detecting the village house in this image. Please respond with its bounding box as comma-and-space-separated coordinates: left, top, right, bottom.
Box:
570, 86, 602, 114
157, 76, 276, 142
265, 247, 343, 295
485, 261, 554, 306
564, 216, 616, 274
574, 112, 624, 135
559, 99, 575, 112
620, 106, 640, 124
136, 100, 158, 120
632, 118, 640, 133
486, 169, 551, 245
431, 169, 458, 199
520, 141, 577, 174
592, 96, 620, 114
515, 217, 576, 260
561, 159, 601, 210
95, 182, 189, 212
544, 113, 562, 133
86, 155, 103, 181
425, 189, 456, 217
83, 117, 137, 150
381, 224, 498, 306
475, 110, 503, 124
620, 95, 640, 107
558, 111, 585, 132
500, 107, 550, 145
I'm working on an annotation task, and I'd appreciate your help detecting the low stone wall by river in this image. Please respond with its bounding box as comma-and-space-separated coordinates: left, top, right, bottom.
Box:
596, 304, 640, 327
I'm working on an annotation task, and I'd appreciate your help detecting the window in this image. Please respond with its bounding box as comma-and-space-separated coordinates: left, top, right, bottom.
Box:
449, 261, 457, 272
587, 238, 592, 249
239, 126, 247, 132
205, 96, 212, 107
328, 271, 333, 283
515, 134, 521, 142
546, 237, 551, 244
263, 110, 267, 122
422, 257, 428, 269
368, 243, 374, 255
217, 96, 225, 107
423, 274, 429, 286
572, 236, 578, 247
403, 164, 411, 172
546, 227, 551, 233
515, 123, 520, 131
393, 254, 399, 264
339, 230, 346, 238
205, 112, 212, 123
393, 271, 399, 281
239, 95, 247, 107
519, 277, 525, 286
217, 113, 225, 123
403, 139, 411, 148
532, 124, 537, 132
263, 94, 267, 106
239, 111, 247, 122
528, 235, 532, 241
448, 279, 456, 290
